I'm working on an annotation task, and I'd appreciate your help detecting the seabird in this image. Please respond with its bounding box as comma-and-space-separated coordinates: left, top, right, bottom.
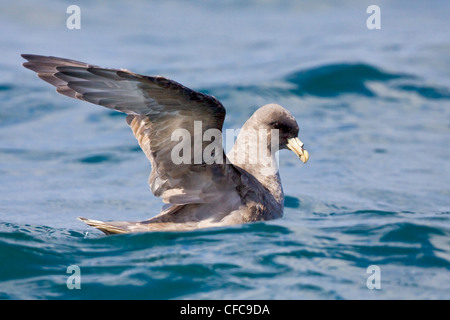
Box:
21, 54, 309, 234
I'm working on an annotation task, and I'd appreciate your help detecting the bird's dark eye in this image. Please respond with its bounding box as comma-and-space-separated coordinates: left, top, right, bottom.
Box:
271, 121, 289, 132
271, 122, 282, 129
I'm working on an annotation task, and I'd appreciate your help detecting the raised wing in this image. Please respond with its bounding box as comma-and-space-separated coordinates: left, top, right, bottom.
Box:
22, 54, 239, 205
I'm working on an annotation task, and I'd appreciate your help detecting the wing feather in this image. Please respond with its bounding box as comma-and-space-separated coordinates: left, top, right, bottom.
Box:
22, 54, 240, 206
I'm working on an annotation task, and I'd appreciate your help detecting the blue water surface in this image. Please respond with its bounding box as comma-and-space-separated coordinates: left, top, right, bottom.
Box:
0, 0, 449, 299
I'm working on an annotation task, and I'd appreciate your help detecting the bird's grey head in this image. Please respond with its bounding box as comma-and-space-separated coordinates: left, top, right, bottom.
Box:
251, 103, 309, 163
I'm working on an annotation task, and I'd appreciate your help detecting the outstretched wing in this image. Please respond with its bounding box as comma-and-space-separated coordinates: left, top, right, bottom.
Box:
22, 54, 240, 205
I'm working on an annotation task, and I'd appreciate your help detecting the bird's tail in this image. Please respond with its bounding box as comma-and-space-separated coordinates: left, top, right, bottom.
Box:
78, 217, 130, 235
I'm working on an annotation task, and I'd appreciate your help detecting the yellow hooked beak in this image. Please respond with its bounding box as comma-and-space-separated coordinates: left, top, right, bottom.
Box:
287, 137, 309, 163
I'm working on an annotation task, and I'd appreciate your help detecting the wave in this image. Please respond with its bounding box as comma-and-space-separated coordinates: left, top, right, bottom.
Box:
393, 83, 450, 100
284, 63, 408, 97
1, 216, 448, 299
0, 84, 14, 91
205, 63, 450, 102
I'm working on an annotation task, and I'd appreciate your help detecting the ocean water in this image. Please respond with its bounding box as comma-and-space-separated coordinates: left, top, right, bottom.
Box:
0, 0, 449, 299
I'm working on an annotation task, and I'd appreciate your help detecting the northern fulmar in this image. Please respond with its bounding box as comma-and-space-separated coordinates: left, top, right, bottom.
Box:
21, 54, 309, 234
